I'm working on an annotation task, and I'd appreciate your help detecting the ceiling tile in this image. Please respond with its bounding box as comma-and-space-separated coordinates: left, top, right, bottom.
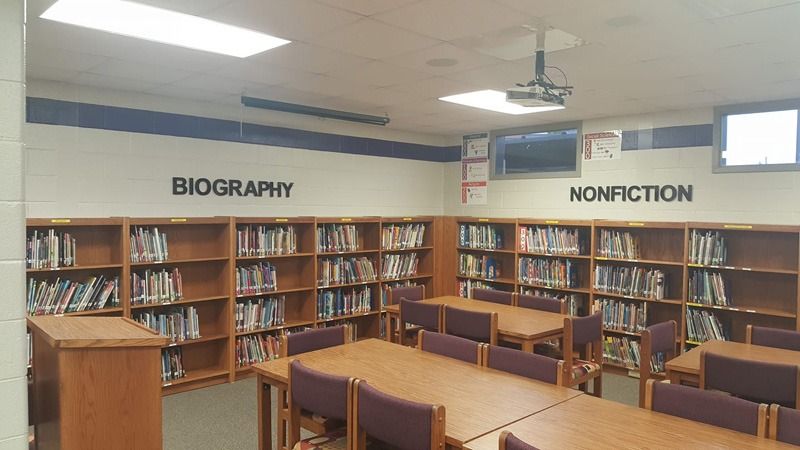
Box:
252, 42, 372, 75
214, 61, 315, 85
67, 72, 161, 93
327, 60, 430, 88
26, 46, 108, 72
176, 73, 273, 96
446, 60, 532, 90
309, 18, 439, 59
390, 76, 482, 100
313, 0, 422, 16
26, 65, 81, 83
334, 86, 427, 108
145, 84, 240, 104
281, 73, 370, 98
384, 43, 502, 76
87, 59, 195, 85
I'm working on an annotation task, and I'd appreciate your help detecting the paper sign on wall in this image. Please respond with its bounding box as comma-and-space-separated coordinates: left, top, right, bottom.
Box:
583, 130, 622, 161
461, 133, 489, 205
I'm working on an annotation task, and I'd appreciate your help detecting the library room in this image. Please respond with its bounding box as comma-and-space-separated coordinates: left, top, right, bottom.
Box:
4, 1, 800, 449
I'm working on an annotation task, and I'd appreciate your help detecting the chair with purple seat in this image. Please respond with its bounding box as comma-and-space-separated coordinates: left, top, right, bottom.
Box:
639, 320, 677, 408
353, 379, 445, 450
517, 294, 565, 314
418, 330, 483, 365
387, 284, 425, 305
561, 311, 603, 396
287, 360, 354, 450
746, 325, 800, 351
769, 404, 800, 445
484, 345, 563, 385
499, 431, 539, 450
443, 305, 498, 345
399, 299, 442, 346
471, 287, 514, 305
700, 350, 800, 408
645, 379, 768, 436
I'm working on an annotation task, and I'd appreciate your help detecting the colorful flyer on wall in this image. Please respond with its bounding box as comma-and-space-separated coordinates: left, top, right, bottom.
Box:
462, 133, 489, 160
461, 132, 489, 205
461, 160, 488, 182
461, 182, 488, 205
583, 130, 622, 161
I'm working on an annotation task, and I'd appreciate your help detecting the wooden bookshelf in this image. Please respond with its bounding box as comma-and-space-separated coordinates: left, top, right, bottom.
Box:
232, 217, 316, 377
454, 217, 517, 297
591, 220, 687, 372
684, 222, 800, 347
128, 217, 231, 394
516, 218, 594, 316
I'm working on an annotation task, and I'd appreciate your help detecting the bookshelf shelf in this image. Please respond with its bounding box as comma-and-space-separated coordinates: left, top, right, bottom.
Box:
318, 310, 381, 323
131, 295, 229, 310
52, 307, 125, 317
456, 246, 516, 254
161, 333, 229, 348
234, 319, 316, 337
317, 280, 380, 289
594, 257, 683, 267
235, 287, 316, 298
517, 252, 591, 259
382, 246, 434, 253
235, 252, 315, 261
316, 249, 380, 256
26, 263, 124, 273
603, 328, 642, 337
685, 302, 797, 319
381, 274, 433, 283
130, 256, 230, 267
162, 367, 228, 388
456, 275, 516, 285
518, 282, 590, 295
687, 263, 797, 275
591, 291, 683, 305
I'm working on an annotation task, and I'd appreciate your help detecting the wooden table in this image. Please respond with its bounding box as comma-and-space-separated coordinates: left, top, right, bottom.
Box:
252, 338, 581, 450
666, 340, 800, 385
383, 296, 567, 352
463, 394, 797, 450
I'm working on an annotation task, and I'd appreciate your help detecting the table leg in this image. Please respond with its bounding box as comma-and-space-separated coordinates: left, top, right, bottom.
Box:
257, 374, 272, 450
521, 340, 534, 353
385, 313, 393, 343
278, 387, 288, 450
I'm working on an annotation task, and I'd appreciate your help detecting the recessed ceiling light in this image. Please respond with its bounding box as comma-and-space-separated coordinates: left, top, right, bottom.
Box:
438, 90, 564, 115
40, 0, 290, 58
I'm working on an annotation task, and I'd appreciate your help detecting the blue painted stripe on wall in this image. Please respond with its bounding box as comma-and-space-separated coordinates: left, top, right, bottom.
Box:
26, 97, 461, 163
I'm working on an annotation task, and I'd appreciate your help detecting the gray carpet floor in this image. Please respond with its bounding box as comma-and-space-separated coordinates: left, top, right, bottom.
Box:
162, 372, 638, 450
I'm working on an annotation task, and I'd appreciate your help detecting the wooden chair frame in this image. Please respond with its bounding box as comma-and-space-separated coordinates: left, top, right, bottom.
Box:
645, 379, 768, 437
698, 350, 800, 408
287, 365, 355, 450
639, 320, 677, 407
418, 330, 485, 366
769, 403, 780, 440
398, 303, 442, 347
386, 284, 426, 306
745, 324, 754, 345
442, 307, 498, 346
561, 316, 603, 397
515, 293, 568, 315
387, 285, 427, 344
482, 344, 565, 384
498, 430, 511, 450
352, 379, 445, 450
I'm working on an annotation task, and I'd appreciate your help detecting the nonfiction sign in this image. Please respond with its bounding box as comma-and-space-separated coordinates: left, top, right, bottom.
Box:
172, 177, 294, 198
570, 184, 693, 202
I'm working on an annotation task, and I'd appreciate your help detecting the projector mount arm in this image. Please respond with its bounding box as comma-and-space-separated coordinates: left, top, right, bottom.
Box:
517, 28, 573, 98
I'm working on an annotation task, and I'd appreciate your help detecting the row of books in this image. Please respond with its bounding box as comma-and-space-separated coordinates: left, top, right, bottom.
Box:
593, 265, 667, 300
592, 298, 647, 333
318, 257, 377, 287
317, 224, 359, 253
596, 229, 640, 259
518, 257, 579, 289
161, 348, 185, 382
27, 275, 119, 316
688, 270, 731, 306
686, 308, 728, 343
235, 334, 280, 367
458, 224, 504, 250
131, 227, 168, 263
519, 287, 581, 316
689, 230, 727, 265
458, 253, 501, 279
134, 306, 200, 343
236, 225, 297, 257
381, 253, 419, 280
518, 226, 583, 255
26, 229, 76, 268
235, 296, 286, 332
131, 268, 183, 305
381, 280, 418, 307
381, 223, 426, 250
235, 262, 278, 295
603, 336, 641, 369
320, 319, 359, 342
317, 287, 373, 320
457, 279, 496, 298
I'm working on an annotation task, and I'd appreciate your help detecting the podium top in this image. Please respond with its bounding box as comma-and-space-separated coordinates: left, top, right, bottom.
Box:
27, 316, 169, 348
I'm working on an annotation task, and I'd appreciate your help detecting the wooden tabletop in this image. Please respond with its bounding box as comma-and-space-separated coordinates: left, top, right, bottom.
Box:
463, 394, 797, 450
383, 296, 566, 340
666, 340, 800, 376
27, 316, 168, 348
252, 339, 581, 447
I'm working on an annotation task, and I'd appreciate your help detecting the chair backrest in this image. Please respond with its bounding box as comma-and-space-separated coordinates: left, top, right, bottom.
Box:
418, 330, 482, 365
280, 325, 347, 357
399, 300, 442, 348
388, 285, 425, 305
499, 431, 539, 450
700, 350, 799, 408
639, 320, 677, 407
646, 379, 767, 436
287, 360, 354, 447
443, 305, 498, 345
485, 345, 563, 385
747, 325, 800, 351
353, 380, 445, 450
471, 288, 513, 305
517, 294, 564, 314
769, 404, 800, 445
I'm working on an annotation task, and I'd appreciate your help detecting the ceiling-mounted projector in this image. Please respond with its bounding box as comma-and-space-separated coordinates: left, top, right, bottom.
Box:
507, 27, 572, 108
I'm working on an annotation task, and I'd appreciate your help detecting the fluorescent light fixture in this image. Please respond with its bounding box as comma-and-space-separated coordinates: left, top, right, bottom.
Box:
439, 89, 564, 115
40, 0, 290, 58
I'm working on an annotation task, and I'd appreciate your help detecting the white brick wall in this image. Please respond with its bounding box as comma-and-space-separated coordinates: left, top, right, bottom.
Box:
0, 0, 27, 447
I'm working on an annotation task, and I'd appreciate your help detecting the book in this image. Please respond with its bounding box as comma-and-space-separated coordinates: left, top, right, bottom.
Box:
458, 224, 504, 250
130, 227, 168, 263
597, 229, 640, 259
689, 230, 727, 265
382, 223, 425, 250
686, 308, 728, 343
603, 336, 642, 369
593, 265, 667, 300
27, 275, 119, 315
235, 334, 280, 367
26, 229, 76, 268
235, 262, 278, 295
317, 224, 359, 253
317, 257, 377, 287
130, 268, 183, 305
235, 296, 286, 332
317, 287, 372, 319
688, 270, 731, 306
134, 306, 200, 343
518, 225, 583, 255
592, 298, 647, 333
380, 252, 419, 280
457, 279, 498, 298
161, 347, 186, 382
458, 253, 502, 279
518, 257, 578, 288
519, 286, 581, 316
237, 225, 297, 256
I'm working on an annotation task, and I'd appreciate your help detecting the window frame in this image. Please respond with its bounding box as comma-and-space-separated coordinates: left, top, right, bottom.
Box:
713, 99, 800, 173
489, 121, 583, 180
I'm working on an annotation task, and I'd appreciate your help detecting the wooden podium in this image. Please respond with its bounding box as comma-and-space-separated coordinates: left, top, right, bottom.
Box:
28, 316, 168, 450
